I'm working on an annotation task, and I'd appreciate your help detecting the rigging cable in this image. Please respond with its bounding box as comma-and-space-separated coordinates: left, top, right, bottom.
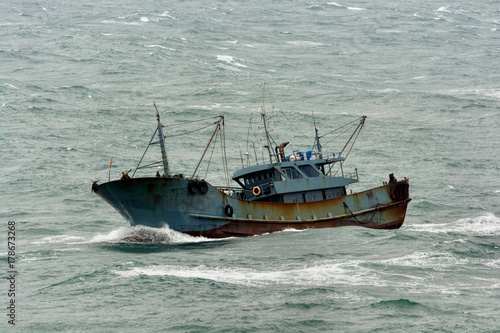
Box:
132, 127, 158, 178
319, 118, 363, 149
332, 116, 366, 176
320, 116, 363, 141
164, 121, 219, 138
221, 118, 231, 189
202, 122, 219, 180
264, 86, 311, 141
191, 117, 223, 179
165, 115, 220, 125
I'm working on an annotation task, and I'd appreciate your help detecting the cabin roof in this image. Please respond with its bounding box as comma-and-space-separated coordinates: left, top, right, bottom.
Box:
232, 157, 343, 180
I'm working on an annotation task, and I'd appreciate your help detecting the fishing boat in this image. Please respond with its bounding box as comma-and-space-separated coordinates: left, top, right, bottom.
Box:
92, 92, 410, 238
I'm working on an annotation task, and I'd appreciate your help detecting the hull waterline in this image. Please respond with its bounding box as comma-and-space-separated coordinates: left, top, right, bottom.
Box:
93, 177, 410, 238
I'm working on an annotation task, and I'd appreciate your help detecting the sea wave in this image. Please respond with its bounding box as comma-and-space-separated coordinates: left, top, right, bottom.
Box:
31, 235, 86, 245
111, 261, 375, 287
407, 213, 500, 236
326, 2, 365, 11
110, 254, 463, 290
216, 55, 248, 68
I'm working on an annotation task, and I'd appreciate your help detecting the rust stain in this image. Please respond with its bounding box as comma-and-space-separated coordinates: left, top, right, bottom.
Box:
189, 197, 411, 238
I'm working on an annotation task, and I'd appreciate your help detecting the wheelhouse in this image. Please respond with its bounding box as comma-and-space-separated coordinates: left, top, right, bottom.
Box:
232, 151, 358, 203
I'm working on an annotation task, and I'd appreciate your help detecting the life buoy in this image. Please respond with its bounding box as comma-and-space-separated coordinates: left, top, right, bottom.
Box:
224, 204, 233, 217
198, 180, 208, 194
188, 181, 198, 194
252, 186, 261, 196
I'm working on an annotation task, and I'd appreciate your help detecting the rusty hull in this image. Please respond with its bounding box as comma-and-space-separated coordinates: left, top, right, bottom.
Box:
187, 200, 410, 238
94, 177, 410, 239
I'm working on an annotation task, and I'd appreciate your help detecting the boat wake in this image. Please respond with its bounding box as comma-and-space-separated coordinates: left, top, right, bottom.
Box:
112, 261, 377, 287
89, 225, 220, 245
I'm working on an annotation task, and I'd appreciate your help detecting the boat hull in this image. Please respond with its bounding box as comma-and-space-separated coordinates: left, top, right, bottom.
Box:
93, 177, 410, 238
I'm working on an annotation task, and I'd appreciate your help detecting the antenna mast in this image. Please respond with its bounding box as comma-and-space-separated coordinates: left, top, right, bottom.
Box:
312, 111, 323, 158
154, 102, 169, 176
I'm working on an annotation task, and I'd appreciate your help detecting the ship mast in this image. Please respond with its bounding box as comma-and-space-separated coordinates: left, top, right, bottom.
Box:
312, 111, 323, 158
261, 83, 273, 163
154, 102, 169, 176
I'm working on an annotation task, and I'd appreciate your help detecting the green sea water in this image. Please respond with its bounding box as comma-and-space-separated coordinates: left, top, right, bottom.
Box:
1, 0, 499, 331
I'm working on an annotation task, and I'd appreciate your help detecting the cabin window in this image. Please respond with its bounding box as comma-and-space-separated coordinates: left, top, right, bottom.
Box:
292, 168, 302, 179
316, 165, 326, 175
282, 167, 303, 180
299, 165, 319, 177
274, 169, 284, 181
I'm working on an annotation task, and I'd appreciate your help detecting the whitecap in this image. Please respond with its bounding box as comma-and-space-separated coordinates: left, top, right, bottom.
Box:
5, 83, 19, 90
140, 17, 149, 23
436, 7, 451, 13
483, 259, 500, 268
216, 55, 247, 68
408, 213, 500, 236
287, 41, 325, 46
146, 44, 169, 49
160, 11, 175, 19
380, 251, 469, 270
347, 7, 365, 11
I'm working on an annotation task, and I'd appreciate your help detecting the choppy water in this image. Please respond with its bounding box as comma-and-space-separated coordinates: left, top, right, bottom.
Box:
1, 0, 499, 331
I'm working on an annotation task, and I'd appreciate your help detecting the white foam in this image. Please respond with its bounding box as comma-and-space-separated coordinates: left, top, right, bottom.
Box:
160, 11, 175, 19
326, 2, 365, 10
380, 251, 469, 270
483, 259, 500, 269
146, 44, 169, 49
140, 17, 149, 23
436, 7, 451, 13
408, 213, 500, 236
281, 228, 306, 233
287, 41, 325, 46
5, 83, 19, 90
112, 261, 376, 287
111, 253, 497, 295
446, 88, 500, 100
216, 55, 247, 68
88, 225, 217, 244
32, 235, 85, 245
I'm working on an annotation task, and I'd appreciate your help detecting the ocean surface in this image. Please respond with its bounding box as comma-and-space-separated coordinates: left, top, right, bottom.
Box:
1, 0, 500, 331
